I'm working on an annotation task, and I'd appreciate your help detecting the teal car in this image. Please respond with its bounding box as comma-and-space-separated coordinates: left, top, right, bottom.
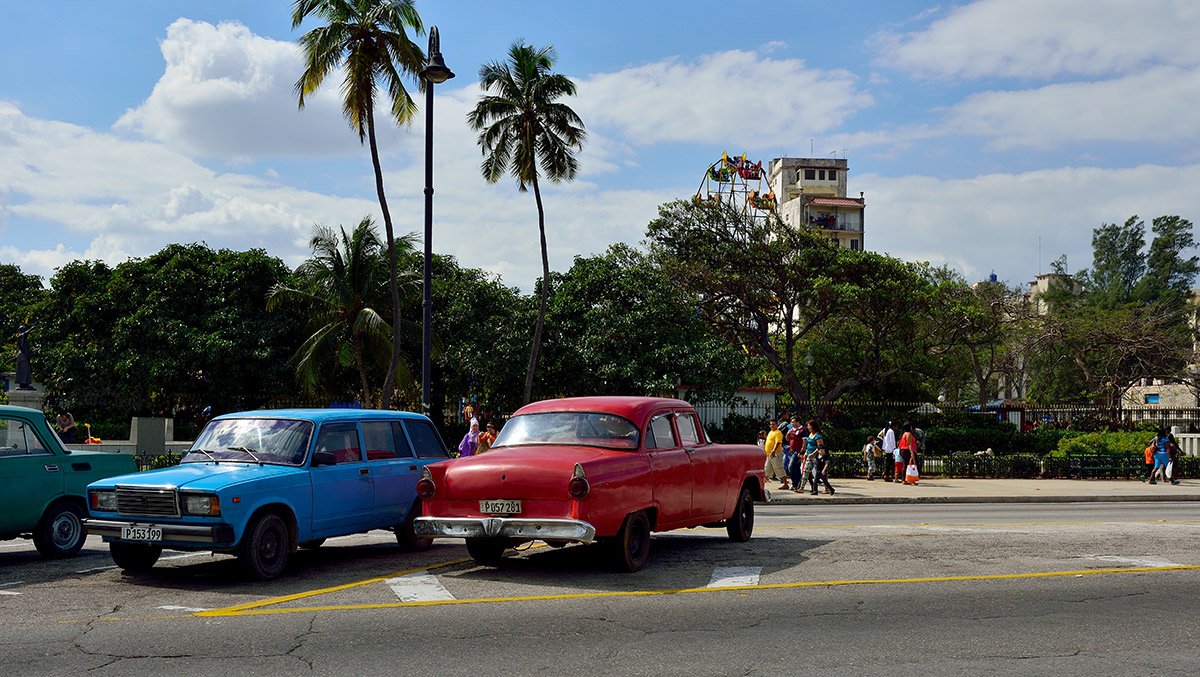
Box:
0, 404, 137, 557
84, 408, 450, 580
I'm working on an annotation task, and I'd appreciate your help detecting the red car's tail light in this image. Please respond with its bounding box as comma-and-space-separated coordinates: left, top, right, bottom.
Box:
416, 478, 435, 500
568, 463, 590, 499
416, 467, 436, 499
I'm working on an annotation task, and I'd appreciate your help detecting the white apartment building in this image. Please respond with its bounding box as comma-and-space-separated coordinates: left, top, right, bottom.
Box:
768, 157, 865, 251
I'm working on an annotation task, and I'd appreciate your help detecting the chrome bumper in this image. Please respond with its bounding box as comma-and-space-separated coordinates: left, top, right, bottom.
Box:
83, 519, 235, 545
413, 516, 596, 543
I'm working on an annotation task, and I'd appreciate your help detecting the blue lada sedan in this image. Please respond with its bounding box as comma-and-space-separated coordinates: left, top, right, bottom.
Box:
83, 408, 450, 580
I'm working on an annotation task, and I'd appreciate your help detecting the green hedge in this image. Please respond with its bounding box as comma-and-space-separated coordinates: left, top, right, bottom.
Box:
1055, 432, 1155, 456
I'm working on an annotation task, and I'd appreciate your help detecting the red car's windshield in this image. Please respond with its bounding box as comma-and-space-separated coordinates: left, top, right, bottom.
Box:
491, 412, 640, 450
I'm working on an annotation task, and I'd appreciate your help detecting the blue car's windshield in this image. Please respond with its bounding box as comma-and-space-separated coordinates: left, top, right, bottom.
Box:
491, 412, 639, 450
184, 418, 313, 466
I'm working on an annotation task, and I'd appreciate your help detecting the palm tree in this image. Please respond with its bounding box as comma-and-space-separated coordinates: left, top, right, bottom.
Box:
467, 41, 586, 404
267, 219, 416, 405
292, 0, 425, 408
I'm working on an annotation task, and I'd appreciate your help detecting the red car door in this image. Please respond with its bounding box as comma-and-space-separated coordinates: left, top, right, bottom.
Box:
676, 412, 729, 520
644, 411, 693, 527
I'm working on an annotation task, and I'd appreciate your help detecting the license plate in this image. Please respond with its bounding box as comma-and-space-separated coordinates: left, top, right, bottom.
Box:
121, 525, 163, 542
480, 499, 521, 515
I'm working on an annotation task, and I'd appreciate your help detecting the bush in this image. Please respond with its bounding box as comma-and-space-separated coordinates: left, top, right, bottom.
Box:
1056, 431, 1154, 456
707, 411, 761, 445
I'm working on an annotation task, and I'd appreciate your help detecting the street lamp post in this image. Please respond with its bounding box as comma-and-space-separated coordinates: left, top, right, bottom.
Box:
419, 26, 454, 418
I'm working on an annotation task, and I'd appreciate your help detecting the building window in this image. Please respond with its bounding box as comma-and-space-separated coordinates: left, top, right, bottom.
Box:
804, 169, 816, 180
818, 170, 826, 180
850, 238, 859, 251
828, 169, 837, 181
1145, 394, 1160, 404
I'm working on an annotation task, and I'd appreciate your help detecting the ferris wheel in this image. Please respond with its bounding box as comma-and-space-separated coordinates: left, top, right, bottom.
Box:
695, 152, 776, 221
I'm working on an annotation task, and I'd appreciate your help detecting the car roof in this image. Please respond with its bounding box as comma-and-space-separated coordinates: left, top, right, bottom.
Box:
513, 396, 692, 424
212, 408, 429, 424
0, 404, 42, 416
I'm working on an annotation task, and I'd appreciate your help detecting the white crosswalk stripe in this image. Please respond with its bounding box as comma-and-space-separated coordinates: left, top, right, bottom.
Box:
706, 566, 762, 588
386, 572, 457, 602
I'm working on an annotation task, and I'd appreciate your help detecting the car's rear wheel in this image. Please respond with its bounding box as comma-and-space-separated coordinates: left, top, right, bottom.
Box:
396, 502, 433, 552
110, 542, 162, 572
298, 538, 326, 550
725, 485, 755, 542
465, 537, 507, 565
33, 502, 86, 558
238, 512, 291, 580
610, 511, 651, 572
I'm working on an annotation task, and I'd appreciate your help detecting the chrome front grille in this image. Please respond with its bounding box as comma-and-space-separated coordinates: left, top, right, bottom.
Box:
115, 487, 180, 517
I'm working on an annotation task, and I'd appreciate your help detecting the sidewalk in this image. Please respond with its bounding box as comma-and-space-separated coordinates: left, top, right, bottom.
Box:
763, 477, 1200, 505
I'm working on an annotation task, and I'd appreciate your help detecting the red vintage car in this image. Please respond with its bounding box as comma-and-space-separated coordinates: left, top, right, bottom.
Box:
414, 396, 765, 572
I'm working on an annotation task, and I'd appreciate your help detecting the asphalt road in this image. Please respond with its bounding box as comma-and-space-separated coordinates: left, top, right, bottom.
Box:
2, 502, 1198, 676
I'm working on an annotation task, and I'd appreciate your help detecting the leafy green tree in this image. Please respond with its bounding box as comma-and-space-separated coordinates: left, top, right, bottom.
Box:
36, 246, 302, 420
293, 0, 426, 408
421, 254, 530, 419
1085, 216, 1145, 308
1134, 215, 1199, 310
467, 40, 586, 404
268, 219, 415, 404
647, 199, 839, 405
539, 244, 747, 399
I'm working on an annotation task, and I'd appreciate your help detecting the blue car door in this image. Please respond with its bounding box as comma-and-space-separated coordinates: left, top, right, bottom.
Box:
308, 422, 374, 535
362, 420, 417, 527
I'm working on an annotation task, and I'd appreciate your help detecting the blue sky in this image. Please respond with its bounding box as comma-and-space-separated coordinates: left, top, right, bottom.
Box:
3, 0, 1199, 291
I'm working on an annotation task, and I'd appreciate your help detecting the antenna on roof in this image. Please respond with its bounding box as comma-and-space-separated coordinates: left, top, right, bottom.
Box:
810, 139, 813, 155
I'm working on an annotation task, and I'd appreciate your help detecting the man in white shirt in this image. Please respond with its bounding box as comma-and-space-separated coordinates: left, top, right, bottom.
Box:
878, 421, 898, 482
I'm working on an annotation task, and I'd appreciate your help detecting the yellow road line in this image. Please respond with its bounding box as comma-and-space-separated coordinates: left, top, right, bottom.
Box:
197, 564, 1200, 618
197, 556, 472, 615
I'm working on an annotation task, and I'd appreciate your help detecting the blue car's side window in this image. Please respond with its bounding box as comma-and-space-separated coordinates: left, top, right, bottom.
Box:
362, 421, 414, 461
402, 419, 448, 459
315, 423, 363, 464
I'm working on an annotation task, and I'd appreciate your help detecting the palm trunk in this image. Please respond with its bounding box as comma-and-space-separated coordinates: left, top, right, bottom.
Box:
353, 333, 372, 406
367, 107, 403, 409
523, 172, 550, 404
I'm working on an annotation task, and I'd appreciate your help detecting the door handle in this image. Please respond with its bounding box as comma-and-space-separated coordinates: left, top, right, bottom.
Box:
44, 464, 61, 473
408, 465, 418, 471
359, 468, 370, 476
684, 448, 696, 454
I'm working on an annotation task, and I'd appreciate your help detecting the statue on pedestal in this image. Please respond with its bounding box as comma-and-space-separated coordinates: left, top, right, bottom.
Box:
14, 321, 33, 390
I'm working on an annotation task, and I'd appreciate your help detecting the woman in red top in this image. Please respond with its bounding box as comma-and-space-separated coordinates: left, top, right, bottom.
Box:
898, 422, 918, 485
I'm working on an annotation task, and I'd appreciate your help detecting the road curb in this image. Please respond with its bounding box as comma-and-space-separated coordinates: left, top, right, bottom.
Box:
761, 493, 1200, 506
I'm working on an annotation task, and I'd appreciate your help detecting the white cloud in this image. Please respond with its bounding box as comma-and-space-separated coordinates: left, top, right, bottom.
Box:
944, 66, 1200, 148
576, 50, 872, 146
861, 164, 1200, 283
114, 18, 365, 159
876, 0, 1200, 80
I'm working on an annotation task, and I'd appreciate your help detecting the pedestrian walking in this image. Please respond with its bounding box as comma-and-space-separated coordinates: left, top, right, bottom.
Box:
1149, 427, 1172, 484
457, 418, 480, 458
1168, 432, 1182, 484
879, 421, 898, 481
477, 422, 498, 454
863, 434, 881, 480
899, 422, 919, 485
763, 420, 788, 490
804, 420, 834, 495
786, 417, 806, 491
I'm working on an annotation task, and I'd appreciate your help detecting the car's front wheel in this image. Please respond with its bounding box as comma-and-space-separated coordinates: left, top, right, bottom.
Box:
465, 538, 507, 565
110, 542, 162, 572
609, 511, 651, 572
33, 502, 86, 558
725, 485, 755, 542
238, 512, 291, 580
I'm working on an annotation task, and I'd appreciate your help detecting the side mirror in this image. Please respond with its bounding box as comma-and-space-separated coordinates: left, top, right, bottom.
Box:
312, 451, 338, 467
